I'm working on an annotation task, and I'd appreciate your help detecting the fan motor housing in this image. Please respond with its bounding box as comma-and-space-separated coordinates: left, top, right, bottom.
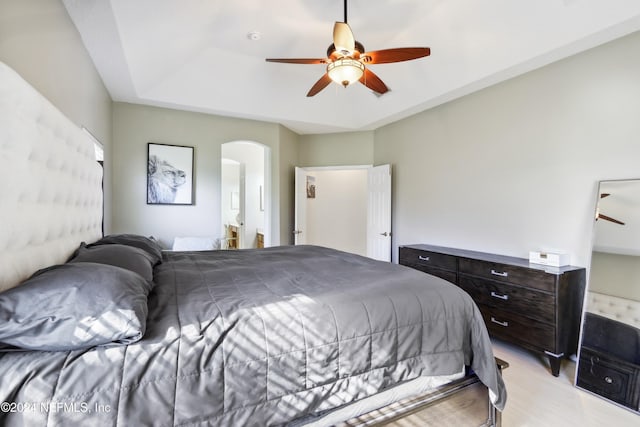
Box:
327, 41, 365, 59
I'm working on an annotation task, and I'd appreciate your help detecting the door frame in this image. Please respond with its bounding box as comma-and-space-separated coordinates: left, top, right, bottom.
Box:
221, 141, 270, 249
294, 164, 392, 261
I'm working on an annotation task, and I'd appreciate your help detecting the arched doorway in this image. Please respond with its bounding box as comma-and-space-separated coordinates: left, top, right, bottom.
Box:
221, 141, 270, 249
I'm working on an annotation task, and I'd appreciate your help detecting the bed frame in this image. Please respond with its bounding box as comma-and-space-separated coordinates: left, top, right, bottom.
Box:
341, 359, 507, 427
0, 60, 503, 426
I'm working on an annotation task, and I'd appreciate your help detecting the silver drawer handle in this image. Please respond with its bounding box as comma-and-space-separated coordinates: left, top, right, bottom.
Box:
490, 317, 509, 327
491, 269, 508, 277
418, 255, 430, 261
604, 376, 613, 384
490, 291, 509, 301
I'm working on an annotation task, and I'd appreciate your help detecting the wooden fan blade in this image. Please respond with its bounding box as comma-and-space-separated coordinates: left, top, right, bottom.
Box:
333, 22, 355, 55
307, 73, 332, 97
266, 58, 327, 64
362, 47, 431, 64
600, 193, 610, 198
359, 68, 389, 95
597, 213, 625, 225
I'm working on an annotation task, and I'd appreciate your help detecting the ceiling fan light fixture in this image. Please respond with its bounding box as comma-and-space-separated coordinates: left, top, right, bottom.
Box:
327, 58, 364, 87
264, 0, 430, 97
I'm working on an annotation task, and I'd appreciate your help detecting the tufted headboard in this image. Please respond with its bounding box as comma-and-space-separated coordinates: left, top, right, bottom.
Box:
0, 62, 103, 292
587, 291, 640, 329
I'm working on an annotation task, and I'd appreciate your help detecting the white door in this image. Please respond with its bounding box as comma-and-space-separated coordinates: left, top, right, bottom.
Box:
294, 167, 307, 245
367, 164, 392, 261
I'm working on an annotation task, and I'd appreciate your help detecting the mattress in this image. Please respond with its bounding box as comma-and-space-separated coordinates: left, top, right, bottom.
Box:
292, 366, 466, 426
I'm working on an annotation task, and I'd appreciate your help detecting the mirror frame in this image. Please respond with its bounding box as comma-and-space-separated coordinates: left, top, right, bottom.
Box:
575, 178, 640, 414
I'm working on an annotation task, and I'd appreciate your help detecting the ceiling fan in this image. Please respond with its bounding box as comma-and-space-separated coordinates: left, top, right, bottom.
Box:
596, 193, 625, 225
265, 0, 431, 97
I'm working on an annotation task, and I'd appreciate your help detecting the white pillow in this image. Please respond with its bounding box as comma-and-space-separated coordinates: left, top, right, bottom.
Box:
172, 237, 219, 251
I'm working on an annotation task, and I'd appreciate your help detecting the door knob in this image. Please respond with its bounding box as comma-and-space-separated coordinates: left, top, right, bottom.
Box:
293, 230, 302, 235
380, 232, 391, 237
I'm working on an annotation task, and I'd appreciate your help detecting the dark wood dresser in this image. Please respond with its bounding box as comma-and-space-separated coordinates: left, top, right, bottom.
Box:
399, 244, 586, 377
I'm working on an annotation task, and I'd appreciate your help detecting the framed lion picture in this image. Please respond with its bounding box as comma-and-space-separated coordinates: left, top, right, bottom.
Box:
147, 142, 194, 205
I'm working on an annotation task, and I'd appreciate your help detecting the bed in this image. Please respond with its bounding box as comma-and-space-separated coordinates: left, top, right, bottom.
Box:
0, 60, 506, 426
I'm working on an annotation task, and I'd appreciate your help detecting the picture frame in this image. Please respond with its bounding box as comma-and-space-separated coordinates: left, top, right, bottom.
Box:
147, 142, 194, 205
306, 175, 316, 199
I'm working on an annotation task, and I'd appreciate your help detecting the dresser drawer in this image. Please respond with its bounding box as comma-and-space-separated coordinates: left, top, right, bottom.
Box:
400, 247, 457, 272
458, 275, 555, 324
459, 258, 556, 292
477, 304, 555, 350
577, 347, 638, 408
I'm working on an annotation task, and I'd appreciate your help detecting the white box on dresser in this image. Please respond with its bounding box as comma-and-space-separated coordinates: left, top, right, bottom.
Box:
529, 251, 570, 267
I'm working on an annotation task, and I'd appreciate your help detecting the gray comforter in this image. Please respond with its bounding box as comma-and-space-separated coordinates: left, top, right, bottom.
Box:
0, 245, 506, 426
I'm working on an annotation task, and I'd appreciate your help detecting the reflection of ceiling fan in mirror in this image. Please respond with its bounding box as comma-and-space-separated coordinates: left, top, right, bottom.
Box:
596, 193, 625, 225
265, 0, 431, 97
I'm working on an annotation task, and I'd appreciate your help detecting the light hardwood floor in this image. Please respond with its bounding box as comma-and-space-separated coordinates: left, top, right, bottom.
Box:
492, 339, 639, 426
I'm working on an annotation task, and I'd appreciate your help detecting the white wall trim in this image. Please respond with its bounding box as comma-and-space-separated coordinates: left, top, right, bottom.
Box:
300, 164, 372, 171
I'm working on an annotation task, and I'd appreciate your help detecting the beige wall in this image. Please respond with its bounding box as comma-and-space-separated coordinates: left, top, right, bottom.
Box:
0, 0, 113, 232
298, 131, 374, 167
374, 30, 640, 267
589, 252, 640, 301
112, 102, 296, 248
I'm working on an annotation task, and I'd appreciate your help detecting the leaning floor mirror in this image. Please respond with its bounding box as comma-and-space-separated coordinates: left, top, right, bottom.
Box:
575, 179, 640, 413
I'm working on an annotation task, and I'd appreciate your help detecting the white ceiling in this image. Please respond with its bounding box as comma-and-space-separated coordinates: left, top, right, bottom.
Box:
63, 0, 640, 135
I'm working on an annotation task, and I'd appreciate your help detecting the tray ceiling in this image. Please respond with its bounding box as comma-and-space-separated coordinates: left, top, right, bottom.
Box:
63, 0, 640, 134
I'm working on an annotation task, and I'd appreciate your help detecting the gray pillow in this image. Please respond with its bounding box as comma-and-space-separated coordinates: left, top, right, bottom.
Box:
69, 243, 155, 282
87, 234, 163, 265
0, 262, 152, 351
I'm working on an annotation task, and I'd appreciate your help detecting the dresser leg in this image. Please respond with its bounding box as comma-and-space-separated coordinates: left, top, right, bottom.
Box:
545, 351, 563, 377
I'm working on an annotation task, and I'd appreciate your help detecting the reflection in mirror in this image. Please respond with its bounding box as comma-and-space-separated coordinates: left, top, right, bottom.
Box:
576, 179, 640, 414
